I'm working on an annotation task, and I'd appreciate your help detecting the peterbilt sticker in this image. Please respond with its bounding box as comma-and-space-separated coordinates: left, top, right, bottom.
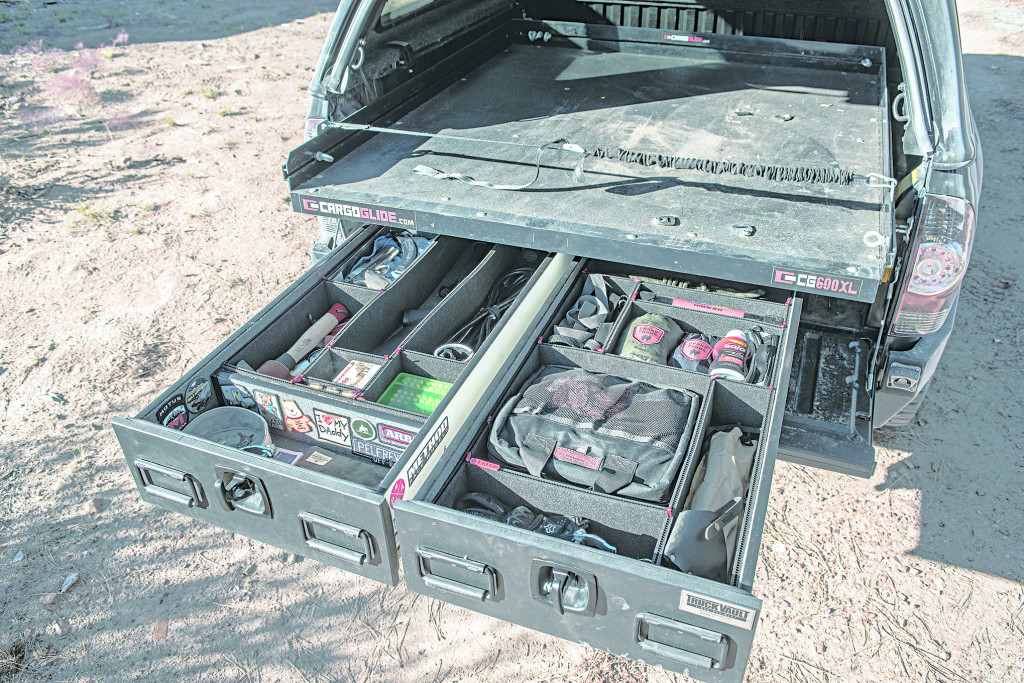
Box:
773, 267, 863, 296
679, 590, 756, 629
295, 196, 415, 227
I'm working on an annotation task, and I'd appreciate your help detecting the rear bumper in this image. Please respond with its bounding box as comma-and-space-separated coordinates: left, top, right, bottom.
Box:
873, 298, 957, 428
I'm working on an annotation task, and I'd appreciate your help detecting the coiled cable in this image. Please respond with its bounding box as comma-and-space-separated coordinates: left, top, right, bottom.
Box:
434, 267, 533, 359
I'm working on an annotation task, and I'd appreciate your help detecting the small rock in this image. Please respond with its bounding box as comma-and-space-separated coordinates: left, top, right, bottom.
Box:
60, 572, 79, 594
51, 618, 71, 636
11, 550, 25, 564
815, 640, 826, 654
40, 593, 59, 605
82, 497, 104, 514
153, 618, 168, 641
41, 391, 68, 405
60, 553, 74, 562
242, 563, 258, 576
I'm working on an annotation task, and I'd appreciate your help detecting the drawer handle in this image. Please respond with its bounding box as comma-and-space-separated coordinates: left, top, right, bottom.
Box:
298, 512, 373, 566
634, 613, 728, 671
134, 460, 202, 508
416, 548, 498, 601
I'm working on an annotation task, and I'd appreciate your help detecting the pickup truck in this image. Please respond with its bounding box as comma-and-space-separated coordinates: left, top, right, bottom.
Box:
113, 0, 980, 680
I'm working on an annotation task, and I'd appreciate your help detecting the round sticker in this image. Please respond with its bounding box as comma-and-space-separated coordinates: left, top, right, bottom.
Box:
351, 418, 376, 441
185, 377, 212, 414
389, 478, 406, 508
156, 394, 188, 430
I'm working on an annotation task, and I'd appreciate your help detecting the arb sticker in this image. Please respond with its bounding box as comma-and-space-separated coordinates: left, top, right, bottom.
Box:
379, 424, 414, 449
679, 590, 756, 630
313, 409, 351, 447
156, 394, 188, 430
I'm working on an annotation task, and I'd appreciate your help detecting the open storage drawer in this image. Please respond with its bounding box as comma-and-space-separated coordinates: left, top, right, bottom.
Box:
395, 259, 801, 681
112, 226, 576, 586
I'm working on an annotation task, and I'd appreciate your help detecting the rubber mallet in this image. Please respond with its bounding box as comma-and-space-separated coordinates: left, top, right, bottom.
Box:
258, 303, 348, 380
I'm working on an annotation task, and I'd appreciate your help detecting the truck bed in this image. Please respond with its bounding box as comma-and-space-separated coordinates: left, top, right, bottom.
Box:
289, 23, 890, 302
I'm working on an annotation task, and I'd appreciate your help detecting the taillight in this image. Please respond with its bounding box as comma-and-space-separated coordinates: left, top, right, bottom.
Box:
891, 195, 975, 335
304, 118, 325, 142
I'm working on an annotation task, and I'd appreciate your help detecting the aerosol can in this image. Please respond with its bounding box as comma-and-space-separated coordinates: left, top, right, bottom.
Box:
709, 330, 751, 382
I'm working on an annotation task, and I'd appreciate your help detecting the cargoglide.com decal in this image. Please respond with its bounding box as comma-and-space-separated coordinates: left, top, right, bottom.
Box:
295, 196, 415, 228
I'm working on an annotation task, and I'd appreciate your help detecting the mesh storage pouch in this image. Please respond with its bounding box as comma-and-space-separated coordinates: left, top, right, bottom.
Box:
488, 366, 700, 502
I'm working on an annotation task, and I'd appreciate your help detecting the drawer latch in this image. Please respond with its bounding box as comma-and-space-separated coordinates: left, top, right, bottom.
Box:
531, 560, 597, 616
214, 468, 272, 517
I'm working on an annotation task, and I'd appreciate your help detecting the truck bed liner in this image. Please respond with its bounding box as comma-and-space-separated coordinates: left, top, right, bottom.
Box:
290, 22, 890, 302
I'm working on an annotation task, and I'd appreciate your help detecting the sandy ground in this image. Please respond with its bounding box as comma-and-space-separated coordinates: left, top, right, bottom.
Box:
2, 0, 1023, 681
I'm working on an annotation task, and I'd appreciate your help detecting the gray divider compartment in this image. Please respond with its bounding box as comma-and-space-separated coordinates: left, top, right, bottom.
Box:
539, 271, 638, 353
228, 282, 378, 371
258, 431, 391, 490
326, 228, 446, 291
360, 351, 465, 406
330, 237, 476, 355
584, 258, 789, 309
608, 299, 786, 387
635, 281, 788, 324
655, 381, 775, 571
402, 244, 540, 356
302, 347, 389, 395
437, 457, 667, 561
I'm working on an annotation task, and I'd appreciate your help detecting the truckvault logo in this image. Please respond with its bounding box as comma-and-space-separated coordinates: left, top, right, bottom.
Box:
297, 197, 415, 227
773, 267, 863, 296
679, 590, 756, 629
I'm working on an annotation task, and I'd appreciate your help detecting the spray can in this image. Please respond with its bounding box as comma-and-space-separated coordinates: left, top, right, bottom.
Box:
709, 330, 750, 382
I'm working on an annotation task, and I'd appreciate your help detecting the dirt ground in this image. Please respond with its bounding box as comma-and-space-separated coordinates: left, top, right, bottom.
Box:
2, 0, 1023, 681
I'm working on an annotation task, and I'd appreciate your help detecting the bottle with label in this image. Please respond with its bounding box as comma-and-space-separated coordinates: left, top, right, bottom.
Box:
708, 330, 751, 382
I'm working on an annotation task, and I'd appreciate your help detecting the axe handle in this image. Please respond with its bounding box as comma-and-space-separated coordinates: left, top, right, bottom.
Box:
276, 312, 342, 370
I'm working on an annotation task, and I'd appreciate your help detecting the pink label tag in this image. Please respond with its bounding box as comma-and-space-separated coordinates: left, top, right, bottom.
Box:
631, 323, 665, 345
672, 298, 745, 318
553, 446, 603, 470
466, 455, 501, 472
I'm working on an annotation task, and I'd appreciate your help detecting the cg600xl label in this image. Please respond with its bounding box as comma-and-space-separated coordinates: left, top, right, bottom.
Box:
773, 267, 863, 296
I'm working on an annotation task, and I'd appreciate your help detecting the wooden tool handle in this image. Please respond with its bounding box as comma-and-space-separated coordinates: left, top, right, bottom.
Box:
277, 312, 342, 370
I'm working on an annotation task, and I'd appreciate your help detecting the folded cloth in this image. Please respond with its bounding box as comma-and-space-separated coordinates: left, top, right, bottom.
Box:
549, 274, 622, 350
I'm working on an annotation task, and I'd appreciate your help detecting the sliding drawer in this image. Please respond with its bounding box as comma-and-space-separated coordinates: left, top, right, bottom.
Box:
114, 226, 576, 586
396, 262, 801, 681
